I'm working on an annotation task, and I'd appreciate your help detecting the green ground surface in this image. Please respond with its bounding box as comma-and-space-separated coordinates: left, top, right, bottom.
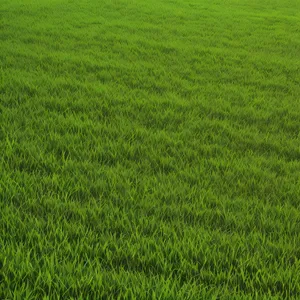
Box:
1, 0, 300, 298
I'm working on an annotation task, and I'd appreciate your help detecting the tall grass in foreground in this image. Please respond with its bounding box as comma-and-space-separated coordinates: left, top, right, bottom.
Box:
0, 0, 300, 298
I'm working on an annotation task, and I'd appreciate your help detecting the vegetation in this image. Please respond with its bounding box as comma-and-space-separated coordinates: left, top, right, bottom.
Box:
1, 0, 300, 298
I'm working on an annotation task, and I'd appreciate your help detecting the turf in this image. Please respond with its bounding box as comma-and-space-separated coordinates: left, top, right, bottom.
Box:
0, 0, 300, 298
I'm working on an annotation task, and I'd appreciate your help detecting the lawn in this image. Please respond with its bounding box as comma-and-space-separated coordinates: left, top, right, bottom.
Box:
0, 0, 300, 298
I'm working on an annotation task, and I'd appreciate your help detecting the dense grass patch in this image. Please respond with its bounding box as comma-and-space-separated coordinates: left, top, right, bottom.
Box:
1, 0, 300, 298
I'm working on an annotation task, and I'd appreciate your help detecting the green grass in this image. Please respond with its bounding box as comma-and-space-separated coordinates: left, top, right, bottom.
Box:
1, 0, 300, 298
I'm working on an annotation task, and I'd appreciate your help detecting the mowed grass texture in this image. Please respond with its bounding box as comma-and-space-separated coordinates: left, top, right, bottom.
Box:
1, 0, 300, 298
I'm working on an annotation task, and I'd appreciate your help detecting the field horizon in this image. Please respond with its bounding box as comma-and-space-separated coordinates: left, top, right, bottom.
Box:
1, 0, 300, 298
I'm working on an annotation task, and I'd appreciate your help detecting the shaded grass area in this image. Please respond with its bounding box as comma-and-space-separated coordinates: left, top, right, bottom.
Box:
1, 0, 300, 298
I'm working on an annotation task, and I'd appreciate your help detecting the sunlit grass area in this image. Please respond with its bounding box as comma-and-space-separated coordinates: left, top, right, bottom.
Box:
1, 0, 300, 298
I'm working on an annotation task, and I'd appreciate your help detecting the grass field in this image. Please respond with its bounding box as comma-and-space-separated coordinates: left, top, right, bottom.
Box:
1, 0, 300, 298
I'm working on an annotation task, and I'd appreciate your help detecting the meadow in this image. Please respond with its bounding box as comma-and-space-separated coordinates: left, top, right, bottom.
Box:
0, 0, 300, 298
